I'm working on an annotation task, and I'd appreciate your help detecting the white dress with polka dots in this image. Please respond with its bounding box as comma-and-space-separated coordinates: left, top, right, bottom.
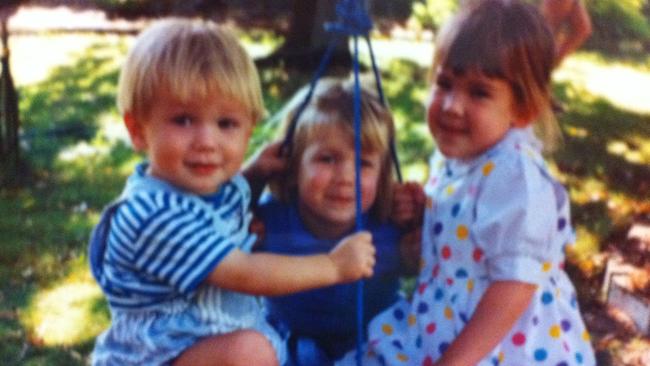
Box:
337, 129, 595, 366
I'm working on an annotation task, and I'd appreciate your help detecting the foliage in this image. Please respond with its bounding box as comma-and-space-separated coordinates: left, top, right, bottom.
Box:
408, 0, 459, 32
1, 23, 649, 365
586, 0, 650, 53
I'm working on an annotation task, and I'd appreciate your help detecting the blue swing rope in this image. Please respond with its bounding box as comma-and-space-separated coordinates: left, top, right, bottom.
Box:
279, 1, 401, 364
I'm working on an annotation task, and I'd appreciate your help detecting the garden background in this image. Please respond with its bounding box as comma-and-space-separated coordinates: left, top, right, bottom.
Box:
0, 0, 649, 365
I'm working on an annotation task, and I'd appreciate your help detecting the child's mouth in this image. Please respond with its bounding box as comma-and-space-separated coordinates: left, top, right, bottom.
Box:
187, 162, 218, 175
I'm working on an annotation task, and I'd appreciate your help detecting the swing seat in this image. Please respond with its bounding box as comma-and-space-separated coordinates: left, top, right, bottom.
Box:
287, 337, 333, 366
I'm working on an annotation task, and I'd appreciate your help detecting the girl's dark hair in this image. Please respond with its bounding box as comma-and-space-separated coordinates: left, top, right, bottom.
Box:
434, 0, 560, 151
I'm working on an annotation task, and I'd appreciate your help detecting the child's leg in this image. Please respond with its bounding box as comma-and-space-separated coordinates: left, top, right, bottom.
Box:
173, 329, 278, 366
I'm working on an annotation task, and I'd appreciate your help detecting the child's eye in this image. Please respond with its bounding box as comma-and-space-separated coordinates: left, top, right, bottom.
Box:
316, 154, 336, 164
172, 114, 193, 126
435, 76, 452, 91
361, 158, 377, 168
469, 87, 490, 99
217, 117, 239, 130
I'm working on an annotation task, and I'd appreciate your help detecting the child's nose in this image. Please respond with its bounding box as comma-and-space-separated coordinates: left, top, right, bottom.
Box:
442, 92, 464, 115
336, 159, 356, 183
193, 124, 218, 150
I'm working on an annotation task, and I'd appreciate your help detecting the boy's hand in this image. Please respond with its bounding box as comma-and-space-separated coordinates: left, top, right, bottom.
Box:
328, 231, 375, 282
391, 181, 426, 228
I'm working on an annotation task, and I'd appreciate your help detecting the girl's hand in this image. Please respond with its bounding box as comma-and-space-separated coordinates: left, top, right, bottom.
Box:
328, 231, 376, 282
244, 141, 287, 183
399, 226, 422, 275
391, 181, 426, 228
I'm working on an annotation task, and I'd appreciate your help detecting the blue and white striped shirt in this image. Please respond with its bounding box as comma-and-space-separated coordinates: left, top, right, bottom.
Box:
92, 163, 255, 310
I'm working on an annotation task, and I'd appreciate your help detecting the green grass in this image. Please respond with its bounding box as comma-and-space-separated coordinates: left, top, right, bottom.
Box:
0, 36, 648, 364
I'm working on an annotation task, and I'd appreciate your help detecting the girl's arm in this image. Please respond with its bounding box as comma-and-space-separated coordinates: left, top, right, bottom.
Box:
391, 181, 426, 229
205, 231, 376, 296
434, 281, 536, 366
243, 141, 286, 205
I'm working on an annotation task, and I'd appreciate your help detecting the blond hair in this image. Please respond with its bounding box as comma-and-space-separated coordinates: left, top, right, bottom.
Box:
117, 18, 264, 123
434, 0, 560, 151
270, 77, 397, 221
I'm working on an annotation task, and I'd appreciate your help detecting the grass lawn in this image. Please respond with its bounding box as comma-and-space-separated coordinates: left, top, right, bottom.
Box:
1, 29, 649, 365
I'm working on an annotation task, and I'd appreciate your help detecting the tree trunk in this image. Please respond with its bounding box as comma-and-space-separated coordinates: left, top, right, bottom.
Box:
257, 0, 351, 73
1, 15, 21, 187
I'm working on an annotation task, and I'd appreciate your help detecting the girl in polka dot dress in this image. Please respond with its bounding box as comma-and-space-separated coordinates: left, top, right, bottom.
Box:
337, 0, 596, 365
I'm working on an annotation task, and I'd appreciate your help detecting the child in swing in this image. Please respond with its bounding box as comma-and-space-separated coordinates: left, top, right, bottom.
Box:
338, 0, 596, 365
88, 18, 377, 366
253, 77, 421, 365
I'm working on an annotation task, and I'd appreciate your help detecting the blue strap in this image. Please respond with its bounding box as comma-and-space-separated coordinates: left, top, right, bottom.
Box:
278, 2, 403, 364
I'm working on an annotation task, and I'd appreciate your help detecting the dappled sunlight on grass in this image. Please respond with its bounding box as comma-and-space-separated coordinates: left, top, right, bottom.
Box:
19, 256, 108, 347
555, 53, 650, 115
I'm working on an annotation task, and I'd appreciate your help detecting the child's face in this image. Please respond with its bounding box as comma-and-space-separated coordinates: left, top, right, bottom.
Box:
427, 66, 522, 159
296, 125, 382, 237
127, 89, 253, 195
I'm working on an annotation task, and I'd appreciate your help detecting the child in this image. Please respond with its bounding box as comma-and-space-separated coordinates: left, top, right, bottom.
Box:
337, 1, 596, 365
88, 19, 376, 366
254, 77, 419, 365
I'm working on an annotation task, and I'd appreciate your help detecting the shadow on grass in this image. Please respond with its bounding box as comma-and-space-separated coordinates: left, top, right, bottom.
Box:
553, 80, 650, 243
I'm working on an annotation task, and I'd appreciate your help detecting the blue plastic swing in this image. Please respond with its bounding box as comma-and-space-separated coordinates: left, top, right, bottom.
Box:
280, 1, 401, 364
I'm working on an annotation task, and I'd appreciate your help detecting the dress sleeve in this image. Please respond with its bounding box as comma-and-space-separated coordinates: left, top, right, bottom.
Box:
471, 153, 561, 285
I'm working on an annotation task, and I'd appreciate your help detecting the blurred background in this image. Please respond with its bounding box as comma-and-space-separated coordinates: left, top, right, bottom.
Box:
0, 0, 649, 364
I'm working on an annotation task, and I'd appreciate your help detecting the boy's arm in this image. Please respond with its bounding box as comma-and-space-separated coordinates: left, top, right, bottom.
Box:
205, 231, 376, 296
434, 281, 536, 366
242, 141, 286, 205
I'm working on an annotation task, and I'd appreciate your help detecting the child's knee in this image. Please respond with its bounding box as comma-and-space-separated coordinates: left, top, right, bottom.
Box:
231, 330, 278, 366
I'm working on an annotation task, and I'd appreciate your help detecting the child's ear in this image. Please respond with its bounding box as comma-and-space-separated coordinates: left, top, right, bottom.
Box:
512, 106, 537, 128
124, 113, 147, 151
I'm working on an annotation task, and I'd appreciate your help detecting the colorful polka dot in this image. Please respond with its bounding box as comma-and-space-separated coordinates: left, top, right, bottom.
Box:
467, 279, 474, 292
473, 248, 484, 262
482, 161, 495, 176
432, 264, 440, 277
444, 306, 453, 319
558, 217, 567, 231
456, 225, 469, 240
396, 353, 409, 362
455, 268, 468, 278
382, 324, 393, 335
392, 340, 403, 349
541, 291, 554, 305
441, 245, 452, 259
422, 355, 434, 366
426, 322, 437, 334
393, 308, 405, 320
575, 352, 584, 364
582, 330, 591, 341
408, 314, 417, 326
434, 288, 444, 300
549, 324, 562, 338
534, 348, 548, 361
438, 342, 449, 354
445, 185, 455, 196
433, 222, 443, 235
542, 262, 552, 272
512, 332, 526, 346
561, 319, 572, 332
451, 203, 461, 217
417, 302, 429, 314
